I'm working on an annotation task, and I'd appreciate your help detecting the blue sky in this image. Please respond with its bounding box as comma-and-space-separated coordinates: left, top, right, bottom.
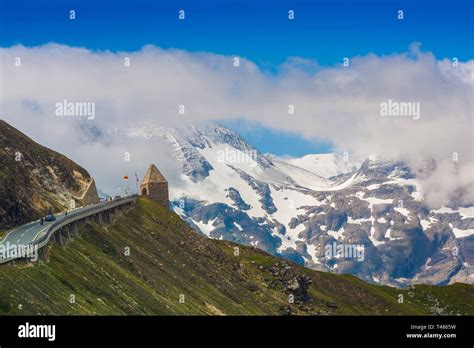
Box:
1, 0, 472, 156
1, 0, 473, 65
219, 119, 333, 157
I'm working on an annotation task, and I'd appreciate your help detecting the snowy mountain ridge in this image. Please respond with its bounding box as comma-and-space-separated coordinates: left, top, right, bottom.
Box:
122, 122, 474, 286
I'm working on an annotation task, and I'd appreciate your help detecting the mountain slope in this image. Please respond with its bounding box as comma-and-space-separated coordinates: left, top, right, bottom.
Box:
0, 120, 99, 231
284, 153, 360, 179
0, 197, 472, 315
121, 123, 474, 286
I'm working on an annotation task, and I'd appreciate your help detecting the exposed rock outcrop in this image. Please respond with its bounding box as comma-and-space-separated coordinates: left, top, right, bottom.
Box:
0, 120, 99, 229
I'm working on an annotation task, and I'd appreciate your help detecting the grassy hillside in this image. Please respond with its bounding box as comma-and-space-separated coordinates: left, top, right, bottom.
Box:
0, 198, 473, 315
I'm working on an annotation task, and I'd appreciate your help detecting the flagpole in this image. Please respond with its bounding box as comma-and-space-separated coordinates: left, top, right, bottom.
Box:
135, 172, 139, 194
123, 175, 130, 196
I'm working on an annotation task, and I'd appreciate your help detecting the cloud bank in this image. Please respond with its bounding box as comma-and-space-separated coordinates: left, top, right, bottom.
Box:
0, 43, 472, 207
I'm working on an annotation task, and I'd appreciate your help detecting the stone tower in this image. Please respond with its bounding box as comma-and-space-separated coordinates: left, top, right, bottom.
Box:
140, 164, 169, 207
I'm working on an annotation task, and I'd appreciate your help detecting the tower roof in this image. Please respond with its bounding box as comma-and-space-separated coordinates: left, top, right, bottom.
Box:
141, 164, 167, 184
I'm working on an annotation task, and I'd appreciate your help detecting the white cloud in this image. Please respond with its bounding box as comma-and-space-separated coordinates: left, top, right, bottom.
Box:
0, 43, 472, 207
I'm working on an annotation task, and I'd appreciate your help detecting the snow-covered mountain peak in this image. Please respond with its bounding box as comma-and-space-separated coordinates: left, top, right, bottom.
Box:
119, 122, 474, 287
282, 153, 360, 179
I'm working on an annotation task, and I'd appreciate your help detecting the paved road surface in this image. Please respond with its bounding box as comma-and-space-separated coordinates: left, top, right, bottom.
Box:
0, 196, 137, 262
0, 203, 102, 258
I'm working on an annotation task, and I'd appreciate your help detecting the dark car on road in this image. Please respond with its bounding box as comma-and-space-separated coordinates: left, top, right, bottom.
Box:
45, 213, 56, 222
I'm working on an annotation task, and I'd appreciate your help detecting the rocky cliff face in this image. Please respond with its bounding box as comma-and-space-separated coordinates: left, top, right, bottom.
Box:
0, 120, 99, 230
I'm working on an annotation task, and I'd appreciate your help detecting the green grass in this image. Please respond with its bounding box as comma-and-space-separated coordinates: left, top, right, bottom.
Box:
0, 197, 472, 315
